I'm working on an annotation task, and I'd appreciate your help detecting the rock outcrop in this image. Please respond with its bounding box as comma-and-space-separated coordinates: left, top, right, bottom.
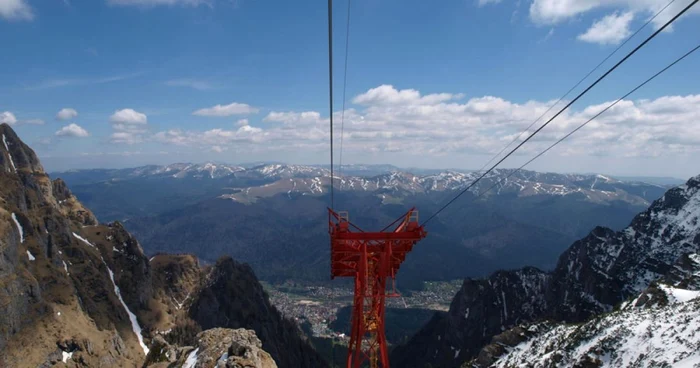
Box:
190, 257, 329, 368
145, 328, 277, 368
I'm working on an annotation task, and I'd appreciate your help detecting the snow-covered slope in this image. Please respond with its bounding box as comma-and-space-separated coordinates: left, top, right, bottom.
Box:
490, 252, 700, 368
492, 298, 700, 368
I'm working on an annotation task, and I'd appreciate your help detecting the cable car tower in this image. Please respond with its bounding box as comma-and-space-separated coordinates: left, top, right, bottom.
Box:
325, 0, 427, 365
329, 209, 426, 368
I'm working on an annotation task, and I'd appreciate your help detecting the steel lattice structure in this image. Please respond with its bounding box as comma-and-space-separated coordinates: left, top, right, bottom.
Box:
329, 208, 427, 368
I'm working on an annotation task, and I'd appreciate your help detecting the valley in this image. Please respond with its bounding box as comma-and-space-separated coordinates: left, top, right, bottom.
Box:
262, 280, 461, 340
55, 162, 669, 290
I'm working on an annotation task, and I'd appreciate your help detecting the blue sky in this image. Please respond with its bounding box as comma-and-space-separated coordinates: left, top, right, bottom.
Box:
1, 0, 699, 177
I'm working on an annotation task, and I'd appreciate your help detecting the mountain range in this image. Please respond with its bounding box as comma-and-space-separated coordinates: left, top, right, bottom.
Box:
54, 162, 670, 289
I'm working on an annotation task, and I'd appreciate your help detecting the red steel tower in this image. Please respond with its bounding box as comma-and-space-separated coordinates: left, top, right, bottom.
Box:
329, 208, 427, 368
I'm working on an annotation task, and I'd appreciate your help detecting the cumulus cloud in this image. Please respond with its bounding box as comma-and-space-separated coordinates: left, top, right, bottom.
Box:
110, 108, 148, 125
236, 118, 249, 126
353, 85, 463, 106
55, 123, 89, 138
529, 0, 700, 29
193, 102, 259, 117
56, 108, 78, 121
0, 112, 44, 126
263, 111, 326, 125
578, 12, 634, 45
0, 0, 33, 21
0, 111, 17, 125
110, 108, 148, 144
155, 125, 265, 146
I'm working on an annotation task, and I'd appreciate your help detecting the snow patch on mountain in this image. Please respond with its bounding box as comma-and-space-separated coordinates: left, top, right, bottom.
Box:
659, 284, 700, 304
183, 347, 199, 368
2, 134, 16, 173
70, 231, 149, 355
104, 260, 150, 355
72, 232, 95, 248
11, 213, 24, 243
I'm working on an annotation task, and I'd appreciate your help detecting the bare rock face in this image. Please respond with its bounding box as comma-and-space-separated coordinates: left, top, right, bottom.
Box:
52, 178, 98, 226
145, 328, 277, 368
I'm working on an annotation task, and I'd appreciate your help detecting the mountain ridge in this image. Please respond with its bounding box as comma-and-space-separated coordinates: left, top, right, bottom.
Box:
0, 123, 326, 367
391, 172, 700, 367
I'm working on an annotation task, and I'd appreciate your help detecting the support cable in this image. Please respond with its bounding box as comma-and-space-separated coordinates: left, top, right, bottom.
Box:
338, 0, 352, 186
477, 0, 677, 173
328, 0, 335, 209
475, 42, 700, 203
421, 0, 698, 226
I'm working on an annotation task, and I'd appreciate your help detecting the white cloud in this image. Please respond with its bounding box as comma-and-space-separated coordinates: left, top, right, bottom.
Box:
263, 111, 326, 125
193, 102, 259, 117
55, 123, 89, 138
353, 85, 463, 106
0, 111, 17, 125
529, 0, 700, 29
578, 12, 634, 45
236, 118, 249, 126
107, 0, 211, 6
165, 78, 215, 90
110, 108, 148, 144
110, 108, 148, 125
56, 108, 78, 121
0, 112, 44, 126
0, 0, 33, 21
155, 125, 265, 146
138, 84, 698, 176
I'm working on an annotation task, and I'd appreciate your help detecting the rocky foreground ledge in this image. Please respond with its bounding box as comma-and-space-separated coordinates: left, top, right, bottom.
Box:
145, 328, 277, 368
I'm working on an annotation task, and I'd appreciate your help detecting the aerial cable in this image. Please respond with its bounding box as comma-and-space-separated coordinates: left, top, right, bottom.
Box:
476, 0, 678, 173
338, 0, 352, 187
328, 0, 335, 209
475, 42, 700, 203
421, 0, 698, 226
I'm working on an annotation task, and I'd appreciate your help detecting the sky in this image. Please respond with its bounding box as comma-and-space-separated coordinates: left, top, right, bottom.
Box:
1, 0, 699, 178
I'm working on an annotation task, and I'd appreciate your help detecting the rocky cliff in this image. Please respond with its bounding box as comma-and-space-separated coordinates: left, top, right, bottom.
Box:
0, 123, 326, 367
392, 173, 700, 367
